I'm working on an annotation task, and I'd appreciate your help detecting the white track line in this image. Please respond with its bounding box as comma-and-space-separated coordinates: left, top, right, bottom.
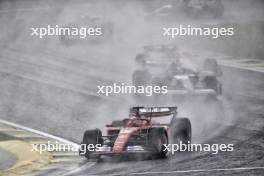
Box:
0, 118, 99, 176
0, 119, 79, 148
129, 166, 264, 175
221, 63, 264, 73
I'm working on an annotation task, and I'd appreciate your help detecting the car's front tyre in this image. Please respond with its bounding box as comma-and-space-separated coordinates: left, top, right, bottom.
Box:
170, 118, 192, 145
80, 129, 103, 160
148, 128, 168, 158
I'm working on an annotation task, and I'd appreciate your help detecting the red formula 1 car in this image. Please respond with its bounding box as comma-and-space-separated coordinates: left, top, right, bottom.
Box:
80, 107, 191, 159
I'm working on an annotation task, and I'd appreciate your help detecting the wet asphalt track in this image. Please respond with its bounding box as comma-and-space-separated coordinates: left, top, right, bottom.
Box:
0, 42, 263, 176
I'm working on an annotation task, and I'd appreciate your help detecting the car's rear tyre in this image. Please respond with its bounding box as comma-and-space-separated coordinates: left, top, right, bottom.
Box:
170, 118, 191, 145
203, 58, 222, 76
203, 75, 219, 94
148, 128, 168, 158
80, 129, 103, 159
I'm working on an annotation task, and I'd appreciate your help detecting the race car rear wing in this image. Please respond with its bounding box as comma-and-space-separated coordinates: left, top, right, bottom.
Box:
129, 107, 177, 117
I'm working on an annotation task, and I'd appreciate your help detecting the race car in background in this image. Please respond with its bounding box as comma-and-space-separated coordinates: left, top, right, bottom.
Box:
133, 44, 184, 76
132, 45, 223, 101
182, 0, 224, 18
132, 44, 187, 93
80, 107, 191, 159
152, 73, 221, 102
144, 0, 224, 19
59, 15, 114, 45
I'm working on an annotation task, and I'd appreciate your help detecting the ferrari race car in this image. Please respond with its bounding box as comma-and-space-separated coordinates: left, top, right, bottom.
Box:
60, 15, 114, 45
80, 107, 191, 159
